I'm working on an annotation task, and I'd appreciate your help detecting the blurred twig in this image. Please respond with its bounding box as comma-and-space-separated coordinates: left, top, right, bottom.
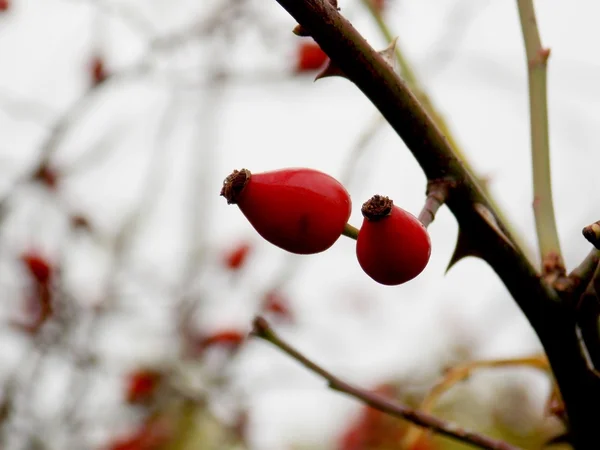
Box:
251, 316, 520, 450
403, 355, 550, 447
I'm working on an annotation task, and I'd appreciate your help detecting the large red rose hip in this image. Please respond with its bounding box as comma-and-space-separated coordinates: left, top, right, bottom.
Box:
221, 168, 351, 254
356, 195, 431, 285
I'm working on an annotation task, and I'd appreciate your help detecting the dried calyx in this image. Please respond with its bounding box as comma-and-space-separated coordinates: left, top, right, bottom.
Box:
361, 195, 393, 221
220, 169, 251, 204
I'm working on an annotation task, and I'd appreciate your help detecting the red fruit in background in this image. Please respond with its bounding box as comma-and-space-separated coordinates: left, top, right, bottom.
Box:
356, 195, 430, 285
223, 242, 252, 271
296, 41, 328, 72
125, 369, 162, 403
262, 290, 293, 322
197, 329, 245, 354
337, 384, 402, 449
0, 0, 9, 12
221, 168, 351, 254
21, 252, 52, 285
33, 164, 59, 189
90, 55, 108, 85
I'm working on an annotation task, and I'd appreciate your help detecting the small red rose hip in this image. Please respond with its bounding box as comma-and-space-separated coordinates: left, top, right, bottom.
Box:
356, 195, 430, 286
221, 168, 351, 254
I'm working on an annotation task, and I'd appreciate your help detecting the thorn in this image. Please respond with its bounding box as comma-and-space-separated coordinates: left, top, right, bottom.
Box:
378, 37, 399, 71
292, 24, 311, 37
314, 60, 347, 81
446, 229, 481, 273
539, 47, 551, 63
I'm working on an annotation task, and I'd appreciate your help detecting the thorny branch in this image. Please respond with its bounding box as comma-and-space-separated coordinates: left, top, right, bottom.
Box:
268, 0, 600, 447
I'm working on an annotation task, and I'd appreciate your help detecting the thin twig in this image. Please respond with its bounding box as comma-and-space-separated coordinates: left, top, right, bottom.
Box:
251, 316, 520, 450
403, 355, 550, 447
342, 223, 359, 240
516, 0, 563, 274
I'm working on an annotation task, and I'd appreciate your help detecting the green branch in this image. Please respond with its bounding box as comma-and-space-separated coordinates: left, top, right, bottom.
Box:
516, 0, 563, 274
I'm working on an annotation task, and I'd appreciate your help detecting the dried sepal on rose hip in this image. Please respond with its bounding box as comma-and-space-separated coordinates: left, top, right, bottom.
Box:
221, 168, 351, 254
356, 195, 431, 286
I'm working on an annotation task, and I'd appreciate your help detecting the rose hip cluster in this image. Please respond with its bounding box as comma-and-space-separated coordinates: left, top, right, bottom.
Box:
220, 168, 431, 286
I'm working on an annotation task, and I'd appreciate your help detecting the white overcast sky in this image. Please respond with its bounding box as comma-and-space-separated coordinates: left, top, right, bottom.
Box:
2, 0, 600, 449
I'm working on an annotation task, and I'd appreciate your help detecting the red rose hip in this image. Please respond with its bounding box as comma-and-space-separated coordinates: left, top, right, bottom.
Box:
356, 195, 431, 285
221, 168, 351, 254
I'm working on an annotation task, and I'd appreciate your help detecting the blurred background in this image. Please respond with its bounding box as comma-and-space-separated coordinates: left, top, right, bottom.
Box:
1, 0, 600, 448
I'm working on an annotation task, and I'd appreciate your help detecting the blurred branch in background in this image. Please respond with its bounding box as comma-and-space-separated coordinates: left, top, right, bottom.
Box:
251, 316, 520, 450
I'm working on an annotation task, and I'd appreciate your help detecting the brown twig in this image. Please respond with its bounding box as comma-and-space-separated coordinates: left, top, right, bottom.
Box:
251, 316, 520, 450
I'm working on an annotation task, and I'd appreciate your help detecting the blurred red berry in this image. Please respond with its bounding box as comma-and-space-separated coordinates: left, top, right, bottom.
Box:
337, 384, 406, 450
90, 56, 108, 85
262, 290, 293, 322
337, 423, 366, 450
33, 165, 58, 189
194, 329, 245, 355
21, 252, 52, 285
0, 0, 9, 12
223, 242, 252, 271
203, 330, 245, 347
125, 369, 162, 404
296, 41, 328, 72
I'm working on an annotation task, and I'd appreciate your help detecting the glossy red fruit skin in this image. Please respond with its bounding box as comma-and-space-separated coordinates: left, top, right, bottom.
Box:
356, 203, 431, 286
224, 168, 351, 254
296, 42, 328, 72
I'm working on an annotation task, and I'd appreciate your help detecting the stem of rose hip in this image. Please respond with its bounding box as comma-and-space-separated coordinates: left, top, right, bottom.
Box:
342, 223, 359, 240
418, 181, 451, 227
